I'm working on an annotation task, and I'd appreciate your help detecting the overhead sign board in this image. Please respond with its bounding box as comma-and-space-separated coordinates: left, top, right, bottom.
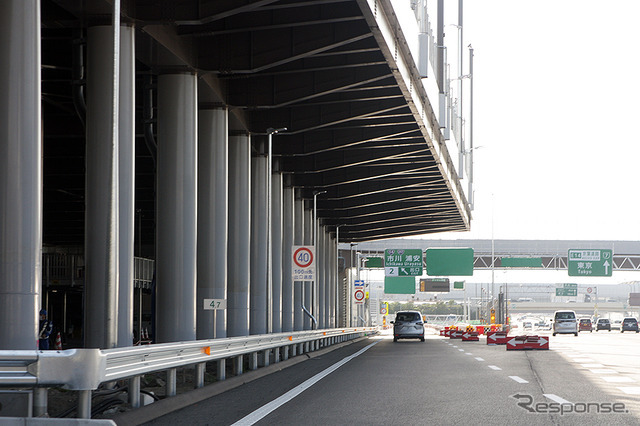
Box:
384, 276, 416, 294
364, 257, 384, 268
426, 248, 474, 276
568, 249, 613, 277
419, 278, 450, 292
556, 288, 577, 297
292, 246, 315, 281
384, 249, 422, 276
453, 281, 465, 290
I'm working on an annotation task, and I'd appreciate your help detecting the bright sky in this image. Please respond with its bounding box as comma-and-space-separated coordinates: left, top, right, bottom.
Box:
435, 0, 640, 241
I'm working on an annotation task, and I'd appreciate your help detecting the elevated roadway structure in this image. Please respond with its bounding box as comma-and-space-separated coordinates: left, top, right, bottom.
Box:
1, 0, 471, 351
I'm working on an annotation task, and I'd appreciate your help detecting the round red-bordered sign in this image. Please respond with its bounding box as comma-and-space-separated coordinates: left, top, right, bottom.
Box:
293, 247, 314, 268
354, 289, 365, 302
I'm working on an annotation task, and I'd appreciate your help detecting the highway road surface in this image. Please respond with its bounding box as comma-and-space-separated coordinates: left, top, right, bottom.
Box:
136, 328, 640, 426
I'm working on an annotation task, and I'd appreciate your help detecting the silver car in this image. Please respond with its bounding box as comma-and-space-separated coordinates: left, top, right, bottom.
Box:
552, 310, 578, 336
391, 311, 425, 342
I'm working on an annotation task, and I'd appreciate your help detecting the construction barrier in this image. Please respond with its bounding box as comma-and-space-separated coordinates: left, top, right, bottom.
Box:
461, 331, 479, 342
506, 335, 549, 351
486, 331, 510, 345
449, 330, 464, 339
55, 332, 62, 350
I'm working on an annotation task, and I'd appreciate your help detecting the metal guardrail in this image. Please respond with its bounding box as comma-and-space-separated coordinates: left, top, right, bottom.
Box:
0, 327, 377, 418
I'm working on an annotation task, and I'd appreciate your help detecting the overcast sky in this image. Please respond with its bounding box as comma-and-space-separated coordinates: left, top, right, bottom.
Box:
431, 1, 640, 242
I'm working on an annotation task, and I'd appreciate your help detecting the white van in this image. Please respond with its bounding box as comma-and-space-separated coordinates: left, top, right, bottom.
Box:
552, 310, 578, 336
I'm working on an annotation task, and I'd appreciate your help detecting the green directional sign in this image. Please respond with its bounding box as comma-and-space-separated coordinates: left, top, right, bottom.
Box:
563, 283, 578, 289
426, 248, 474, 276
568, 249, 613, 277
384, 276, 416, 294
384, 249, 422, 276
556, 288, 578, 297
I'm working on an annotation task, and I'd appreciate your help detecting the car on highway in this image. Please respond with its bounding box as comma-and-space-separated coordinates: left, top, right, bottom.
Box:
621, 317, 639, 333
552, 310, 578, 336
578, 318, 593, 332
595, 318, 611, 331
391, 310, 425, 342
611, 319, 622, 330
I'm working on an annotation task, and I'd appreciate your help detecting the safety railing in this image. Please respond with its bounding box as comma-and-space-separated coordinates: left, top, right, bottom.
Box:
0, 327, 377, 418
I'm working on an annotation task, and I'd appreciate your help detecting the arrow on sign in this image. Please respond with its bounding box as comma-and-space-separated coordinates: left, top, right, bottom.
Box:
463, 333, 471, 339
401, 267, 408, 275
488, 334, 497, 341
507, 338, 518, 347
538, 337, 548, 346
603, 260, 610, 275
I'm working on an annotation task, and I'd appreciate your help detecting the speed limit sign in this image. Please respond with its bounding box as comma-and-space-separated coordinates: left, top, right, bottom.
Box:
354, 288, 365, 305
292, 246, 315, 281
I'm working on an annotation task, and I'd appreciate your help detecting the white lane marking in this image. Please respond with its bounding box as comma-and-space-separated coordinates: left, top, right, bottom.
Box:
488, 365, 502, 371
580, 363, 604, 368
465, 352, 472, 355
231, 341, 379, 426
602, 376, 635, 383
458, 349, 464, 352
590, 369, 618, 374
509, 376, 529, 384
452, 345, 458, 348
572, 358, 595, 363
475, 357, 484, 361
544, 394, 572, 405
617, 387, 640, 395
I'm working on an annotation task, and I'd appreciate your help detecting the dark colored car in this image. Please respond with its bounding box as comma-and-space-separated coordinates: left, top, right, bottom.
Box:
595, 318, 611, 331
579, 318, 592, 332
621, 317, 639, 333
391, 311, 425, 342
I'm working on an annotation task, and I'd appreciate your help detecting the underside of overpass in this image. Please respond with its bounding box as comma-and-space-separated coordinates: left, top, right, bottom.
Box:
41, 0, 470, 247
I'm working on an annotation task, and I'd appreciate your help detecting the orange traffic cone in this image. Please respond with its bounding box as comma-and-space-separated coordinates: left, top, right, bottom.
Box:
55, 332, 62, 350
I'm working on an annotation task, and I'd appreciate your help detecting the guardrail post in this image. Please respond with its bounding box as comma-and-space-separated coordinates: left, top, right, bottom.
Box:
33, 387, 47, 417
304, 342, 309, 352
129, 376, 141, 408
78, 390, 92, 418
261, 349, 270, 367
167, 368, 177, 397
291, 344, 296, 357
195, 362, 205, 388
234, 355, 243, 375
250, 352, 258, 370
282, 346, 288, 360
274, 347, 280, 363
217, 359, 226, 381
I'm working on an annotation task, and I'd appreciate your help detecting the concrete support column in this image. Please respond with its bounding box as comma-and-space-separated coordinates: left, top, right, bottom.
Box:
228, 133, 251, 337
117, 25, 135, 348
197, 108, 228, 339
271, 165, 283, 333
281, 179, 294, 332
293, 190, 304, 331
0, 0, 41, 350
250, 141, 268, 335
156, 73, 198, 343
303, 203, 313, 330
85, 25, 124, 348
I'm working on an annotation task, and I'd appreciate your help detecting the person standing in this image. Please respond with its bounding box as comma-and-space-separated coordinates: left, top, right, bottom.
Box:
38, 309, 53, 350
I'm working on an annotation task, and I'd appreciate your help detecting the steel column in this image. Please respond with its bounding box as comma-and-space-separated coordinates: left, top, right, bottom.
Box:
0, 0, 41, 350
117, 25, 135, 348
197, 108, 228, 339
85, 25, 122, 349
250, 144, 268, 335
156, 73, 198, 343
293, 190, 304, 331
228, 134, 251, 337
303, 204, 313, 330
281, 180, 295, 332
271, 167, 283, 333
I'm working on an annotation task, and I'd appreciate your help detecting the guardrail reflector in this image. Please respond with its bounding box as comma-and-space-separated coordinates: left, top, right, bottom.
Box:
288, 336, 293, 341
202, 347, 211, 355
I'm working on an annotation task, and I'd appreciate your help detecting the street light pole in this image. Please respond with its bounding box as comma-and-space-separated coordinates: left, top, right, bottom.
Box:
266, 127, 286, 333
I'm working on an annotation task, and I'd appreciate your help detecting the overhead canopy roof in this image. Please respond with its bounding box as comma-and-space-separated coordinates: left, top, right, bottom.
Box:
41, 0, 470, 245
